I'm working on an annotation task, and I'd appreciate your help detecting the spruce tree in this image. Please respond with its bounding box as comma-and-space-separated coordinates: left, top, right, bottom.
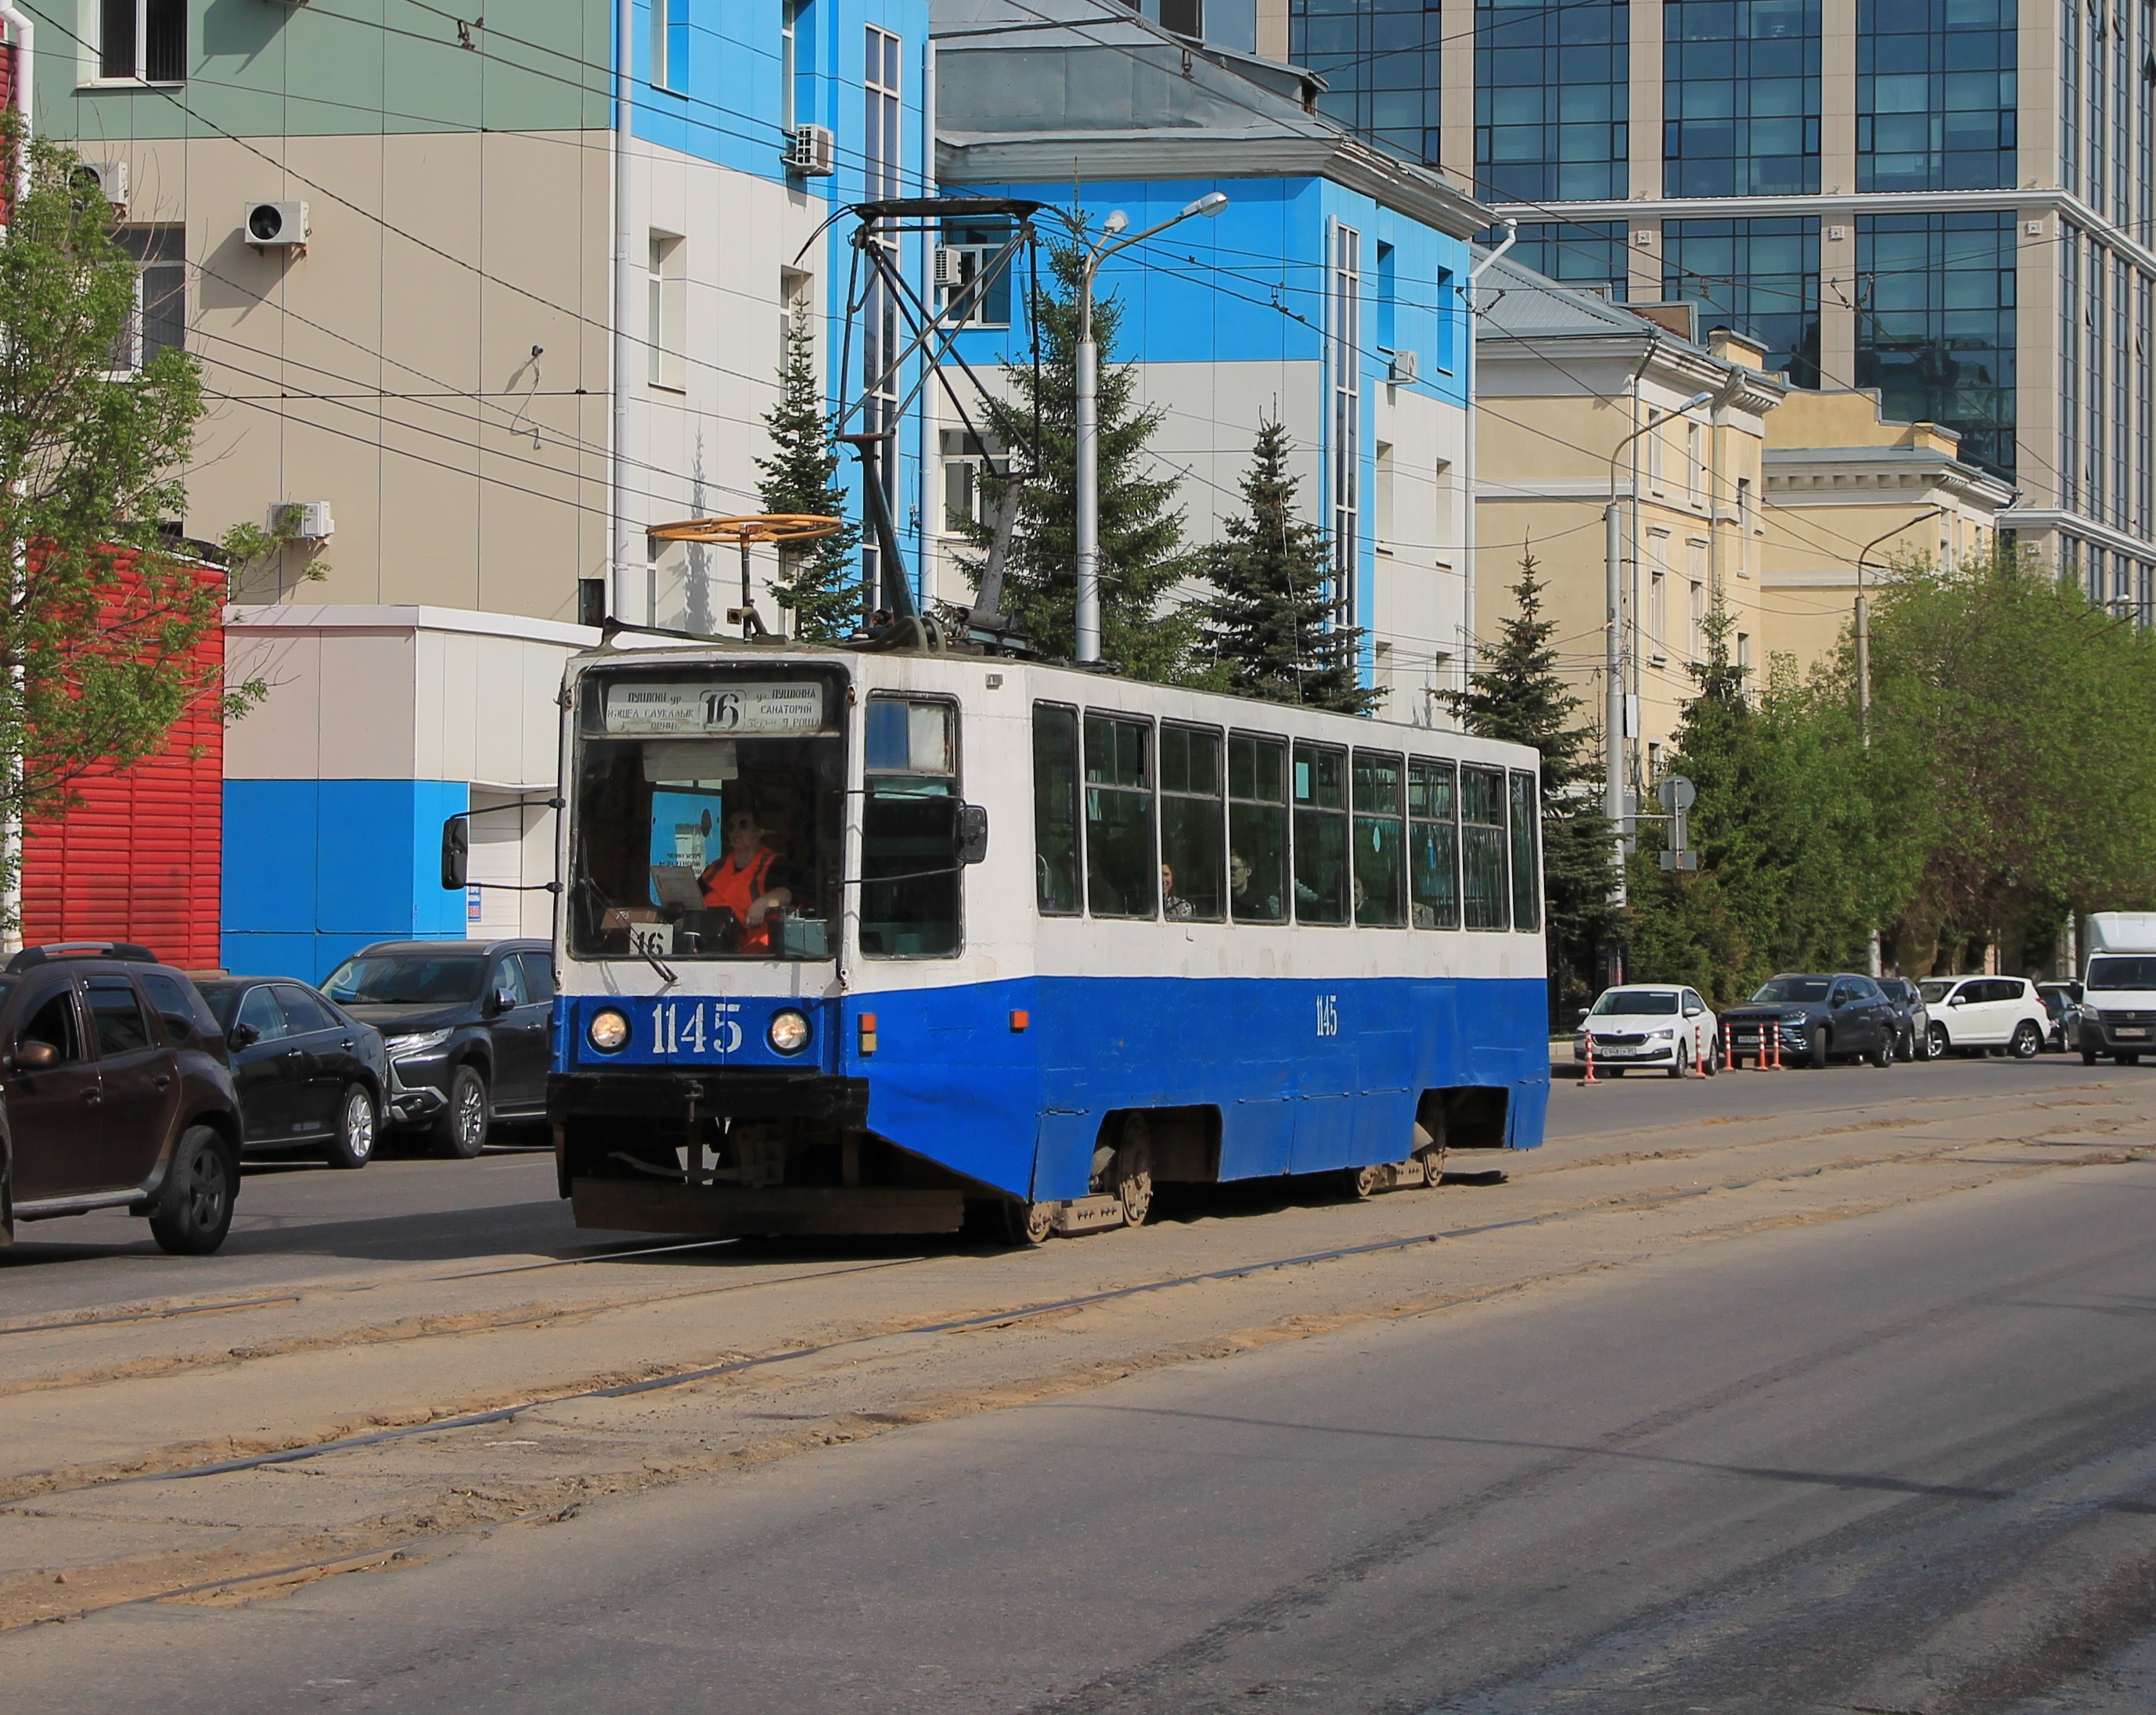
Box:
1443, 553, 1614, 1018
754, 303, 860, 641
959, 240, 1200, 680
1201, 419, 1379, 714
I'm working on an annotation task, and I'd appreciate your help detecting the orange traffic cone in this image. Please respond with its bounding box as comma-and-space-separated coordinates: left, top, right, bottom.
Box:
1770, 1023, 1784, 1070
1582, 1031, 1598, 1084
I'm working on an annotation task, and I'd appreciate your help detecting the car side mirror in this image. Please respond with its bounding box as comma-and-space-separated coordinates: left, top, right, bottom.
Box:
1830, 994, 1847, 1009
1949, 993, 1967, 1005
489, 987, 518, 1016
227, 1023, 260, 1051
441, 816, 469, 890
956, 803, 989, 866
13, 1040, 56, 1070
1574, 1008, 1591, 1026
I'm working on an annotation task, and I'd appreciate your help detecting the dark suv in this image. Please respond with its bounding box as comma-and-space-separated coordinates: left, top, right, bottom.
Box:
1719, 972, 1898, 1069
319, 940, 554, 1157
0, 942, 245, 1253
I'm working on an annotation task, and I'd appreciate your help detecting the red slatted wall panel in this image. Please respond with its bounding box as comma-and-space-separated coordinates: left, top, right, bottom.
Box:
21, 557, 227, 969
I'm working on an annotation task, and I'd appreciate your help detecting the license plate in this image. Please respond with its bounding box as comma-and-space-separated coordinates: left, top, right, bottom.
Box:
2117, 1027, 2147, 1038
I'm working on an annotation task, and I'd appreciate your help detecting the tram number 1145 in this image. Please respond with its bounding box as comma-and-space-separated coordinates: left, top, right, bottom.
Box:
1316, 994, 1339, 1037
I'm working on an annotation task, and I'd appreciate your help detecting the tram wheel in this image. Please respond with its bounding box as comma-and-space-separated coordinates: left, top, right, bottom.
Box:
1343, 1163, 1384, 1200
999, 1198, 1054, 1246
1413, 1116, 1448, 1187
1114, 1116, 1155, 1227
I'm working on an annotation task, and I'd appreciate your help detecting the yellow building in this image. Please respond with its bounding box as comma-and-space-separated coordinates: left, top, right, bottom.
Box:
1759, 391, 2015, 678
1474, 255, 1783, 818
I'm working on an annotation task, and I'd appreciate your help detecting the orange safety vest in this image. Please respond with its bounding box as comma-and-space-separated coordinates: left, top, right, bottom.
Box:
698, 847, 779, 949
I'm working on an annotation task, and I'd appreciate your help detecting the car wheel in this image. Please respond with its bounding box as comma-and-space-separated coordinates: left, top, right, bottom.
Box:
2082, 1048, 2100, 1066
431, 1065, 490, 1160
2122, 1053, 2143, 1066
1606, 1066, 1626, 1077
2008, 1020, 2041, 1061
1704, 1034, 1720, 1075
1809, 1029, 1830, 1070
1668, 1042, 1690, 1080
1870, 1032, 1895, 1069
1927, 1022, 1949, 1059
149, 1126, 239, 1256
323, 1084, 378, 1170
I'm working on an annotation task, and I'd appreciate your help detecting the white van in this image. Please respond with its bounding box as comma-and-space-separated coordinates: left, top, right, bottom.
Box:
2079, 912, 2156, 1065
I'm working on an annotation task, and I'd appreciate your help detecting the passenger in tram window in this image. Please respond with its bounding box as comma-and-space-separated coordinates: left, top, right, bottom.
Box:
698, 806, 795, 952
1229, 851, 1279, 922
1162, 864, 1194, 922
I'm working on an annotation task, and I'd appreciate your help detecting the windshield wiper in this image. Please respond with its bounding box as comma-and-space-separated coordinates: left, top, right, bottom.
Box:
570, 873, 677, 986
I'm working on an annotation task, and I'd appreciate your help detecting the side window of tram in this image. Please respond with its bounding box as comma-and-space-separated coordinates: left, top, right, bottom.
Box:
861, 697, 961, 958
1508, 770, 1542, 933
1227, 733, 1287, 924
1159, 724, 1224, 921
1292, 742, 1349, 925
1032, 704, 1082, 915
1352, 750, 1406, 926
1084, 712, 1157, 917
1461, 764, 1511, 930
1409, 758, 1460, 929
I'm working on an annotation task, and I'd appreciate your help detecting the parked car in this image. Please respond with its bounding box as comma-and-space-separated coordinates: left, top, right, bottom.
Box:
1877, 976, 1934, 1062
0, 941, 244, 1253
1574, 984, 1719, 1077
319, 940, 554, 1157
1719, 973, 1898, 1068
1917, 975, 2050, 1059
2035, 981, 2083, 1053
193, 977, 388, 1168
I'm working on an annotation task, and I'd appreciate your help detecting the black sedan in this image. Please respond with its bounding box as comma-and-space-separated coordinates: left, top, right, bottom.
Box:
1718, 972, 1899, 1069
195, 977, 390, 1168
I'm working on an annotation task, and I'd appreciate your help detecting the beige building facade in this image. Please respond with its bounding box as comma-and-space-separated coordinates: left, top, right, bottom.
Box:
1760, 390, 2015, 677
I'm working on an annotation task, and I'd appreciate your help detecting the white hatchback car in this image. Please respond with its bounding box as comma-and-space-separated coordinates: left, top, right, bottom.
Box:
1917, 975, 2050, 1059
1575, 983, 1719, 1077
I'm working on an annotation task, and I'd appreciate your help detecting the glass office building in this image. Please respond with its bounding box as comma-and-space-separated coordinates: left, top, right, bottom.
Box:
1283, 0, 2155, 596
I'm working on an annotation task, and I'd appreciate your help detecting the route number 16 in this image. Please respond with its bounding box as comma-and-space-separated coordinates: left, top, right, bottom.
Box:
1316, 994, 1339, 1037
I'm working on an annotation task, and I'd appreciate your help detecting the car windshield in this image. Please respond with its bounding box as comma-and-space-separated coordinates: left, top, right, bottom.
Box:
1590, 989, 1679, 1016
1918, 980, 1955, 1004
322, 955, 488, 1005
2087, 955, 2156, 991
1751, 976, 1829, 1004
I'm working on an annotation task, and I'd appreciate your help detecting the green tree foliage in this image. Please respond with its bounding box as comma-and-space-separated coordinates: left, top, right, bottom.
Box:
0, 118, 256, 922
754, 302, 860, 641
957, 239, 1200, 680
1200, 419, 1377, 714
1443, 553, 1613, 1019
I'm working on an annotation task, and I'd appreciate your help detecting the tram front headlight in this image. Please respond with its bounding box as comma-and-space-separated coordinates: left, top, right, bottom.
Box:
767, 1009, 812, 1055
587, 1009, 630, 1052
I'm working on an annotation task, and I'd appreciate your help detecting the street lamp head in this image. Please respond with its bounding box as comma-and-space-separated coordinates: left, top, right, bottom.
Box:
1675, 390, 1715, 414
1182, 191, 1230, 220
1101, 210, 1129, 238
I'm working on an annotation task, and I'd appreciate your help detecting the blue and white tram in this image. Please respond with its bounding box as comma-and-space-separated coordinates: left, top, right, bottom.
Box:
545, 642, 1549, 1240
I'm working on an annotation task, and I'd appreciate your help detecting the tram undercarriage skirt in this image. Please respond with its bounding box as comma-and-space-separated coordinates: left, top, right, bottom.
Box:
570, 1177, 965, 1236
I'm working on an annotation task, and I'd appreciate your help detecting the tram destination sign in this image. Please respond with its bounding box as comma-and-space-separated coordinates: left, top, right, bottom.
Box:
605, 681, 826, 736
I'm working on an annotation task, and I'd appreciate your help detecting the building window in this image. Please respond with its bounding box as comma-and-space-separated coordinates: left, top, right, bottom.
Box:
1663, 218, 1820, 387
780, 0, 801, 132
2089, 248, 2107, 523
1496, 220, 1630, 301
2063, 225, 2082, 509
1856, 0, 2015, 192
648, 232, 686, 392
111, 225, 185, 372
650, 0, 689, 90
1647, 534, 1669, 666
1475, 0, 1629, 203
1647, 416, 1666, 493
2115, 253, 2132, 531
1374, 442, 1395, 555
937, 217, 1014, 329
1687, 567, 1706, 662
99, 0, 184, 82
1855, 211, 2017, 480
1686, 421, 1702, 505
2138, 271, 2152, 538
1737, 476, 1754, 575
1663, 0, 1821, 197
861, 26, 902, 609
1332, 223, 1362, 630
1292, 0, 1441, 164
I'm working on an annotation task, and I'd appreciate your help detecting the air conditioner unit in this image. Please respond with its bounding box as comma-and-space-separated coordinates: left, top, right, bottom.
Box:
933, 246, 961, 288
1388, 348, 1420, 386
76, 160, 130, 210
273, 500, 335, 541
243, 200, 309, 250
783, 125, 836, 177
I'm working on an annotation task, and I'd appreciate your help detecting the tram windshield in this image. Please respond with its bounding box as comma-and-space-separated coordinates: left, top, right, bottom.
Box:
567, 668, 847, 962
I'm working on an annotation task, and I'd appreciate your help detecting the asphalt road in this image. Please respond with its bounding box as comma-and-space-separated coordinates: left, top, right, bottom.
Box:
0, 1054, 2140, 1324
6, 1128, 2153, 1712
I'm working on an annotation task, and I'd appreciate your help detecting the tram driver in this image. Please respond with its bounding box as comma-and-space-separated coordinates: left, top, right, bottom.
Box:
697, 804, 795, 953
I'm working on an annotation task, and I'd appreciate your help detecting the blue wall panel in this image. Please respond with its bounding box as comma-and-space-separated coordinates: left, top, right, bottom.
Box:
223, 779, 471, 980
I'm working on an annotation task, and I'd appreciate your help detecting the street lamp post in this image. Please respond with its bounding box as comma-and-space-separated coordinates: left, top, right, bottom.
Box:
1852, 506, 1945, 752
1073, 192, 1228, 663
1602, 390, 1714, 921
